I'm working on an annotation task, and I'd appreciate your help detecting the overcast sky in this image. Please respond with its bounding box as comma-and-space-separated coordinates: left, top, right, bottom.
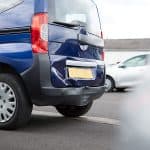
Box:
95, 0, 150, 39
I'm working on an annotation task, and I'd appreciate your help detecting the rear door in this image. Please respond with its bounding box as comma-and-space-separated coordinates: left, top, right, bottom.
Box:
48, 0, 105, 88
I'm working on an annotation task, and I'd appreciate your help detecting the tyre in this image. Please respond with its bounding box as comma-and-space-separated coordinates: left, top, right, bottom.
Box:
105, 76, 115, 92
0, 73, 32, 130
116, 88, 126, 92
56, 101, 93, 117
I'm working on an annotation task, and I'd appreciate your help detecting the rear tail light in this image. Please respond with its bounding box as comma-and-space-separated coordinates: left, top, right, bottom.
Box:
31, 13, 48, 53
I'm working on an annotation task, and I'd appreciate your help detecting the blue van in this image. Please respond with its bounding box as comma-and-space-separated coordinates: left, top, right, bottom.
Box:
0, 0, 105, 129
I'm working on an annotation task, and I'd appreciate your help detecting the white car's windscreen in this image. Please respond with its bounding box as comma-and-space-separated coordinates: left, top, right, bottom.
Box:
0, 0, 23, 13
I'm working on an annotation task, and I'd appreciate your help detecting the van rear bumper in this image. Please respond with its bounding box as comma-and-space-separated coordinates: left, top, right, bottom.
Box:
39, 86, 105, 106
21, 54, 105, 106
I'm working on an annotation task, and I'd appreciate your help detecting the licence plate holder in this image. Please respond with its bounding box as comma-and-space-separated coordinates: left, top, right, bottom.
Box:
68, 67, 94, 79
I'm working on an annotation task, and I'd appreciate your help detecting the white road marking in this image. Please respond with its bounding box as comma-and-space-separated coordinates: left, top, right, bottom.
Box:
33, 110, 61, 117
32, 110, 120, 126
76, 116, 120, 126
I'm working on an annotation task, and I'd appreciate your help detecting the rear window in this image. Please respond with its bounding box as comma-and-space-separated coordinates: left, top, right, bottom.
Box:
0, 0, 23, 14
48, 0, 101, 37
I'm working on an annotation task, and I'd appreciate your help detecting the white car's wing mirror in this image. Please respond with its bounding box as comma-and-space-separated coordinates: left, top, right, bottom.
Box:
119, 64, 126, 68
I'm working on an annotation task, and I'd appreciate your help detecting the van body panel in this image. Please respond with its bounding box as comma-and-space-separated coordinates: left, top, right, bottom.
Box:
48, 24, 105, 87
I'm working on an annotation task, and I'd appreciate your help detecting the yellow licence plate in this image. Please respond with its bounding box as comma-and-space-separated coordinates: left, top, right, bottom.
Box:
68, 67, 94, 79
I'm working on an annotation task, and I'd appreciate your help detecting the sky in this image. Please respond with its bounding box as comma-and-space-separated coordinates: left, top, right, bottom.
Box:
94, 0, 150, 39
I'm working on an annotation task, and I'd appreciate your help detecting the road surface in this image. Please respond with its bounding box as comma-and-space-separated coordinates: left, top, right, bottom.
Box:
0, 91, 131, 150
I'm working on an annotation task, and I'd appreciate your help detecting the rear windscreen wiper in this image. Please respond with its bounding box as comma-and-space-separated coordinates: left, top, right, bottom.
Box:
51, 21, 80, 28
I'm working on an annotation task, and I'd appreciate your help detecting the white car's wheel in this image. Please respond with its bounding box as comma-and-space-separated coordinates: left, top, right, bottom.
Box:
105, 76, 115, 92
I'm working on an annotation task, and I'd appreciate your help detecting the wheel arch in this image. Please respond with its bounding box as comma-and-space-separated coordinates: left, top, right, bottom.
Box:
0, 62, 18, 74
0, 62, 31, 102
106, 74, 116, 88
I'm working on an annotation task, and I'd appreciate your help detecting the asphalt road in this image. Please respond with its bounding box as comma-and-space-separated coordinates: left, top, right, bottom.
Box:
0, 91, 131, 150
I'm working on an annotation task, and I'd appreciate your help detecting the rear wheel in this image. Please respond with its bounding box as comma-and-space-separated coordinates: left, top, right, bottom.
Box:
105, 76, 115, 92
0, 73, 32, 130
56, 101, 93, 117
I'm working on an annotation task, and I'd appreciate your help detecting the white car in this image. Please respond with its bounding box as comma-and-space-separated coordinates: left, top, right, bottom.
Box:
105, 54, 150, 92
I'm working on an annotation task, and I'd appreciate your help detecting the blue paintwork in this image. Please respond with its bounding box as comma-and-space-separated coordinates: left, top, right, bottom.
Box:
0, 0, 34, 73
0, 33, 31, 44
0, 0, 34, 29
48, 25, 102, 60
50, 55, 105, 88
35, 0, 48, 13
0, 43, 33, 73
48, 24, 105, 88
